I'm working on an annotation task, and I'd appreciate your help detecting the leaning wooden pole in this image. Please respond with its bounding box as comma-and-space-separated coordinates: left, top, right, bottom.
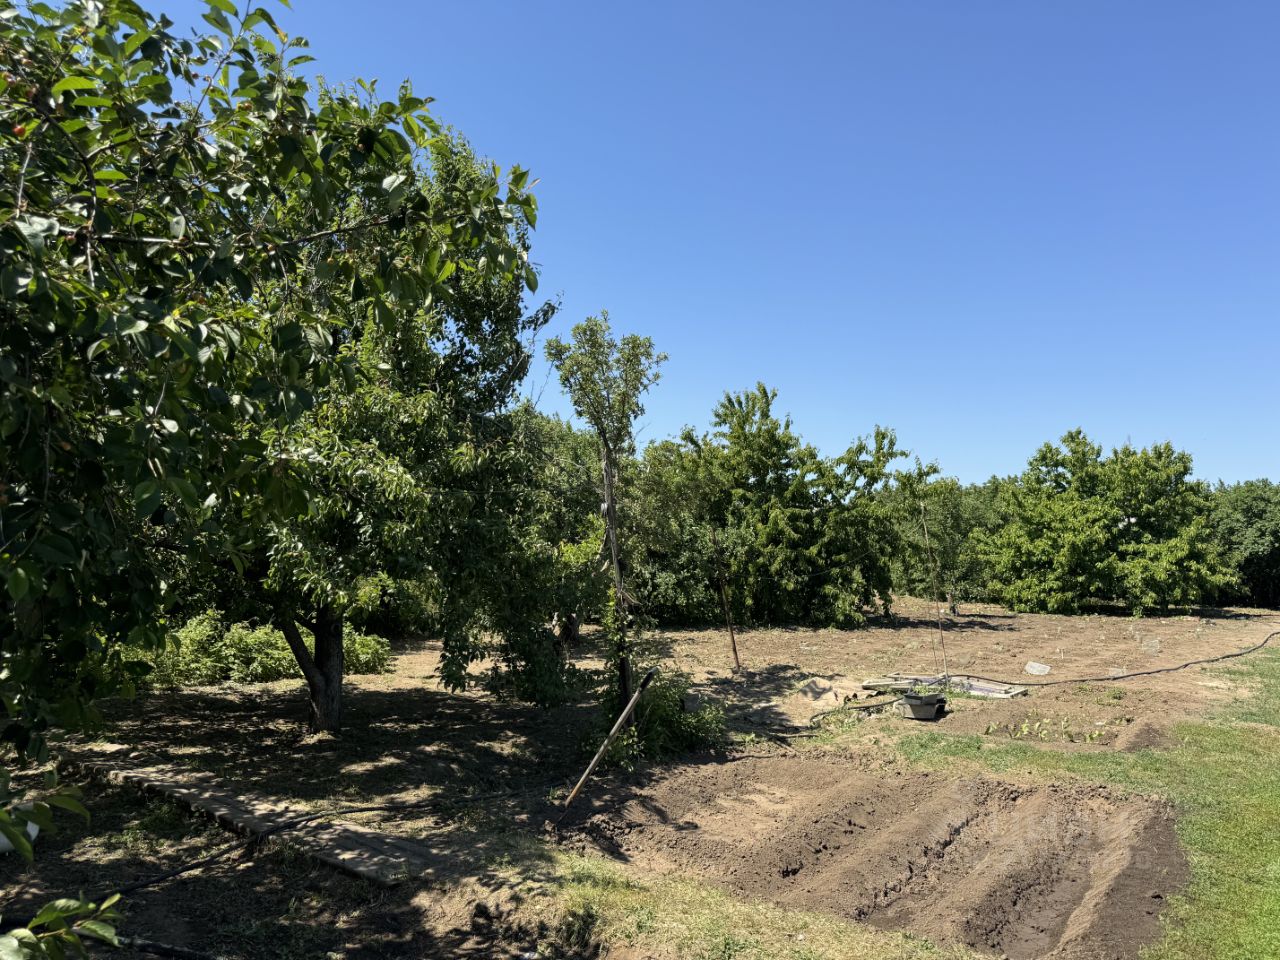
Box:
559, 667, 659, 821
919, 500, 950, 682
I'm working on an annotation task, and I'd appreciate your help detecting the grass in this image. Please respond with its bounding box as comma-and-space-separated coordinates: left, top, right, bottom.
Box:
893, 651, 1280, 960
547, 854, 972, 960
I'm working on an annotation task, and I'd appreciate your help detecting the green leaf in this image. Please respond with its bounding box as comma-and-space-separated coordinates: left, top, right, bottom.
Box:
5, 568, 29, 602
134, 479, 163, 518
46, 793, 90, 823
74, 920, 118, 945
0, 819, 34, 863
51, 75, 98, 94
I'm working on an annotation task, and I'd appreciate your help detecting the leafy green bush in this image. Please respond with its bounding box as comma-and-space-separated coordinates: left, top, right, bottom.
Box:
346, 629, 394, 675
1210, 480, 1280, 609
981, 431, 1230, 615
600, 669, 725, 769
146, 612, 225, 687
347, 574, 440, 639
137, 613, 391, 688
220, 623, 301, 685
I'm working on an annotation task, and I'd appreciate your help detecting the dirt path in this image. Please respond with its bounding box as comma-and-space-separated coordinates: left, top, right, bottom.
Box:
568, 755, 1186, 959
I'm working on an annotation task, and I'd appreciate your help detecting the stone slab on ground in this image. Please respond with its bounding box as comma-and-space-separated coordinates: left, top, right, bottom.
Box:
67, 745, 438, 887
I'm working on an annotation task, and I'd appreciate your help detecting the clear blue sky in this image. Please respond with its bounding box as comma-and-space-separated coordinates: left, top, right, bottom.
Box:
177, 1, 1278, 483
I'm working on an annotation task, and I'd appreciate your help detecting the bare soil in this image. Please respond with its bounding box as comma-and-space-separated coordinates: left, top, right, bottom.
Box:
3, 601, 1273, 958
567, 754, 1186, 960
664, 600, 1280, 749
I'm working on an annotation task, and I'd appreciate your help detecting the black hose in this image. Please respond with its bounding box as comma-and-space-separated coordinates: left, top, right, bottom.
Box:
946, 629, 1279, 689
118, 935, 220, 960
806, 631, 1279, 727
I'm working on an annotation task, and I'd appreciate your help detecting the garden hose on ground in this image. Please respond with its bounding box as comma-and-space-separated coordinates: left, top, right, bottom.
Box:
807, 630, 1280, 729
937, 628, 1280, 689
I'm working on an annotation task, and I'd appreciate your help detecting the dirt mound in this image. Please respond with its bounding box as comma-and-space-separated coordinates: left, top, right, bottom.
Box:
571, 756, 1185, 959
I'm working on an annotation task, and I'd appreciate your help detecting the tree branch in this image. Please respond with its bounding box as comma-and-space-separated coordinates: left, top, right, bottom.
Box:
278, 616, 322, 691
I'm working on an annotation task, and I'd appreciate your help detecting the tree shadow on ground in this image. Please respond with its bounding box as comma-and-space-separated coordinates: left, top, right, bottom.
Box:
875, 613, 1016, 633
693, 662, 813, 733
80, 682, 596, 812
19, 679, 626, 958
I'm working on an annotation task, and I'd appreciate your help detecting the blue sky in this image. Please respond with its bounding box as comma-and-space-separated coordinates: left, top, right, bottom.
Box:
177, 1, 1278, 482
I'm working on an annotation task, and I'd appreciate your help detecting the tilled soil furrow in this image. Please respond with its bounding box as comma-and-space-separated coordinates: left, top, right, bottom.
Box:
570, 757, 1186, 959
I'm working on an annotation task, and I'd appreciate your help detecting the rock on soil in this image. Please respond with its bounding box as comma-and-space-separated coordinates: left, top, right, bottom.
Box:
569, 756, 1186, 959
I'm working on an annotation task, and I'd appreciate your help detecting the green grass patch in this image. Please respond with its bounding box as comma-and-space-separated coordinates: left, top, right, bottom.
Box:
548, 853, 972, 960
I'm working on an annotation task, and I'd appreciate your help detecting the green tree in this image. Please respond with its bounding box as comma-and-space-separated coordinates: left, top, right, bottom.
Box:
628, 383, 906, 628
983, 430, 1229, 614
1210, 480, 1280, 608
1, 0, 539, 745
889, 473, 1010, 606
512, 405, 610, 649
546, 312, 665, 705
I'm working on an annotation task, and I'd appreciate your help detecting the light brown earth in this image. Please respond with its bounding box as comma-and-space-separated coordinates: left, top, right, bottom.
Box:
2, 600, 1274, 958
564, 755, 1185, 960
663, 599, 1280, 749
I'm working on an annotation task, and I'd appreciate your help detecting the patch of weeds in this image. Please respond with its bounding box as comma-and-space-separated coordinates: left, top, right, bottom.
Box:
550, 852, 964, 959
699, 933, 755, 959
809, 708, 868, 742
898, 732, 985, 764
594, 669, 726, 770
983, 714, 1126, 743
90, 799, 214, 857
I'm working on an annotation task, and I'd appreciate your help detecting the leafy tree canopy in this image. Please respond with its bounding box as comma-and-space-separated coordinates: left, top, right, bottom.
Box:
1210, 480, 1280, 609
982, 430, 1230, 614
1, 0, 539, 751
629, 383, 907, 627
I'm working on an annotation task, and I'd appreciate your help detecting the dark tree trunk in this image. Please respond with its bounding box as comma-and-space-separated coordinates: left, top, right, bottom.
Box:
601, 448, 633, 712
280, 605, 345, 733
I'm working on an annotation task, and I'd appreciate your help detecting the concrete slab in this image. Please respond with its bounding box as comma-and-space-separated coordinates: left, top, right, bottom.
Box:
67, 747, 439, 887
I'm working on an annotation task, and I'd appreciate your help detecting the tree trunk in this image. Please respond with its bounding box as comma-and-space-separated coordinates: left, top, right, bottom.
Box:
280, 606, 345, 733
712, 527, 742, 672
601, 448, 633, 709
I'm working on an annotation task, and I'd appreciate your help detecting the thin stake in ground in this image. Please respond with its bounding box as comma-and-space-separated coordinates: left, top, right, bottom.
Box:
919, 501, 950, 682
712, 528, 742, 673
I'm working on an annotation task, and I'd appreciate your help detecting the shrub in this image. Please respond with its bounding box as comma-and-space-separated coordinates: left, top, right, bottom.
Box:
600, 669, 725, 769
134, 612, 392, 687
220, 623, 300, 684
346, 628, 394, 675
146, 611, 225, 687
347, 574, 440, 639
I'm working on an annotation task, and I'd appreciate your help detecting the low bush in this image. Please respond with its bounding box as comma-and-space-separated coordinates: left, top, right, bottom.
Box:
136, 612, 392, 688
599, 668, 725, 769
346, 573, 440, 638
